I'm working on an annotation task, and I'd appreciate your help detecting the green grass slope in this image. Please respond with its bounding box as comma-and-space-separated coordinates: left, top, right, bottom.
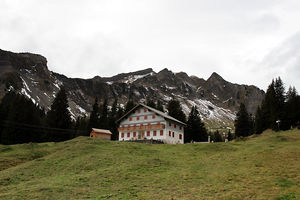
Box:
0, 129, 300, 199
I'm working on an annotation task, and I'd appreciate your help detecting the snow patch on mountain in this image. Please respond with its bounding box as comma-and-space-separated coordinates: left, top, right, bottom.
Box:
20, 77, 31, 92
76, 105, 87, 115
122, 72, 154, 83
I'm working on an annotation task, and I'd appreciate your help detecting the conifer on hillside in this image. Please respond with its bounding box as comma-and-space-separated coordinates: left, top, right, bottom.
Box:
156, 100, 164, 112
88, 97, 100, 133
0, 91, 44, 144
46, 87, 72, 141
235, 103, 251, 137
254, 106, 264, 134
185, 106, 207, 143
167, 99, 186, 123
99, 98, 109, 129
124, 99, 136, 113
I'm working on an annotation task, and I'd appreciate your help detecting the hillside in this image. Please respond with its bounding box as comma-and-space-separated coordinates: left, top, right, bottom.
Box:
0, 130, 299, 199
0, 49, 265, 129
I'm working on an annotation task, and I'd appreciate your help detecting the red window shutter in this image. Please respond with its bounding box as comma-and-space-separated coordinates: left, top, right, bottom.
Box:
144, 115, 148, 120
144, 109, 147, 112
133, 132, 136, 137
169, 131, 171, 136
121, 133, 124, 138
169, 122, 171, 127
172, 132, 174, 137
179, 134, 182, 139
153, 131, 157, 136
179, 126, 182, 130
174, 124, 176, 128
160, 130, 163, 136
138, 109, 141, 113
147, 131, 150, 136
152, 115, 155, 119
127, 133, 130, 137
137, 116, 139, 121
129, 117, 132, 121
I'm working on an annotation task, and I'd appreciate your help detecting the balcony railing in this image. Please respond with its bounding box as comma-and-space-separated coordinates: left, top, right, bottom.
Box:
118, 124, 165, 132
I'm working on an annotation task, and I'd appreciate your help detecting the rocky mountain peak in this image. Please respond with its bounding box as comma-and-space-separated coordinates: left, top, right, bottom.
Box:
207, 72, 225, 83
0, 49, 265, 130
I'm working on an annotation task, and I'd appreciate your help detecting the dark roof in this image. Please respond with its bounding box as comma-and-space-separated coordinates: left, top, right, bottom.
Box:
116, 103, 186, 125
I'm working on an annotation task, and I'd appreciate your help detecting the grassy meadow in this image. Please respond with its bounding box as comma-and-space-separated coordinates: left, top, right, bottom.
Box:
0, 129, 300, 199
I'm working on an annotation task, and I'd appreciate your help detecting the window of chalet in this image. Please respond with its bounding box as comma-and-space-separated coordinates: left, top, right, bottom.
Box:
122, 125, 124, 128
144, 109, 147, 112
172, 132, 174, 137
160, 130, 163, 136
147, 131, 150, 136
179, 126, 182, 130
133, 132, 136, 137
138, 109, 141, 114
137, 116, 140, 121
169, 122, 172, 127
144, 115, 148, 120
153, 131, 157, 136
121, 133, 124, 138
129, 117, 132, 121
157, 122, 160, 125
179, 134, 182, 140
127, 133, 130, 137
169, 131, 171, 137
174, 124, 176, 128
152, 115, 155, 119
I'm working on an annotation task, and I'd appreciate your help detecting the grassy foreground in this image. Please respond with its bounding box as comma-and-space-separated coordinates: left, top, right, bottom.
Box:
0, 130, 300, 199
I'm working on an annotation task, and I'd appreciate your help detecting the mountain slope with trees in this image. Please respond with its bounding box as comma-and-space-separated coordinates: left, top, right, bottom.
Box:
0, 49, 265, 129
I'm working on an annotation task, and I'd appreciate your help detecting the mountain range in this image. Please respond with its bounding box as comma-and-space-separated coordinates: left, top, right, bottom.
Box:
0, 49, 265, 130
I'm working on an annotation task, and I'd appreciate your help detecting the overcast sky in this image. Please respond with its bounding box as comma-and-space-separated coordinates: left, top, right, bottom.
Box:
1, 0, 300, 92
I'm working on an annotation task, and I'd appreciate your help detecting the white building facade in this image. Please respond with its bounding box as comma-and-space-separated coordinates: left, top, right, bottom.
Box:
117, 104, 185, 144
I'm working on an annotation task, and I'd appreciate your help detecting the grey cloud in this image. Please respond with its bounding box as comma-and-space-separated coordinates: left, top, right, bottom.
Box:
0, 0, 300, 92
260, 32, 300, 90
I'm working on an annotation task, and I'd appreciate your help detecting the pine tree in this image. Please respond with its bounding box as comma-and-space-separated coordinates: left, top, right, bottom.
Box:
109, 98, 119, 140
74, 116, 88, 137
167, 99, 186, 123
0, 91, 44, 144
156, 100, 164, 112
273, 77, 286, 130
227, 130, 234, 141
213, 130, 223, 142
47, 86, 72, 141
254, 106, 264, 134
285, 86, 300, 128
235, 103, 251, 137
185, 106, 207, 143
146, 98, 156, 108
260, 80, 276, 130
88, 97, 100, 134
259, 77, 287, 131
125, 99, 136, 113
116, 104, 124, 120
99, 98, 109, 129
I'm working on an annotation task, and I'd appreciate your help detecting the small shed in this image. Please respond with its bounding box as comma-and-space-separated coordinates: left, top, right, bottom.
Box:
90, 128, 112, 140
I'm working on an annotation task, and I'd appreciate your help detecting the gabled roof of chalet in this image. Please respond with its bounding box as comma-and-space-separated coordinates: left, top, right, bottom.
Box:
92, 128, 112, 134
116, 103, 186, 126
